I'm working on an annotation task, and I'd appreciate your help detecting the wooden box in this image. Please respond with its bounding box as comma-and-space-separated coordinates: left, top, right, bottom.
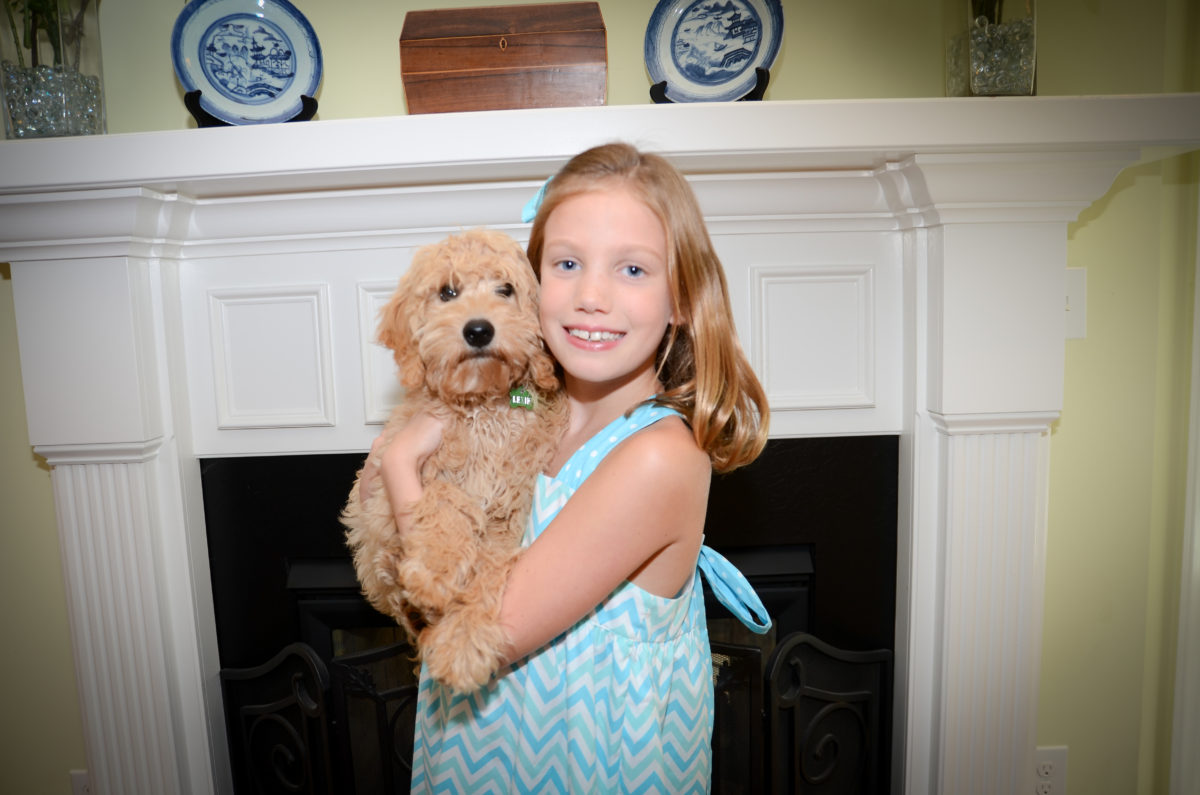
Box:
399, 2, 606, 114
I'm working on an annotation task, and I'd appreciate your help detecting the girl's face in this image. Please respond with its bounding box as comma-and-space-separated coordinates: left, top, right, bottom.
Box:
538, 185, 675, 396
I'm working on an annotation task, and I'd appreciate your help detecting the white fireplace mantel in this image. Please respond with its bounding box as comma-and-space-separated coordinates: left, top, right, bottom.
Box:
2, 95, 1199, 795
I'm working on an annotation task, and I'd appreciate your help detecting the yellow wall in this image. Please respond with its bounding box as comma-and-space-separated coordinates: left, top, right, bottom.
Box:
1036, 0, 1199, 793
1, 1, 1194, 792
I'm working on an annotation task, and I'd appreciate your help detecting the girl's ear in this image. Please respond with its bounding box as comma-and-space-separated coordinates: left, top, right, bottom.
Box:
377, 281, 426, 391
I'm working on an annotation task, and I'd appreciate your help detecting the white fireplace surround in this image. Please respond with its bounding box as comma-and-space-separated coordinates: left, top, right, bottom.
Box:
2, 95, 1199, 795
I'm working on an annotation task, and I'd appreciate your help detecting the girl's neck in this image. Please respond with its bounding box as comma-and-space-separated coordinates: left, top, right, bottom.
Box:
547, 372, 662, 475
564, 371, 660, 431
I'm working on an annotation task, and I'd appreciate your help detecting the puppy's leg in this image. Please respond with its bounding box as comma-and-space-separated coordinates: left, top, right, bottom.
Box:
398, 479, 484, 619
420, 552, 518, 693
344, 480, 425, 642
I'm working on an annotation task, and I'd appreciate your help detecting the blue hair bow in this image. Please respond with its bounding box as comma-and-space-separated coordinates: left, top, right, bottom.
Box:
521, 177, 553, 223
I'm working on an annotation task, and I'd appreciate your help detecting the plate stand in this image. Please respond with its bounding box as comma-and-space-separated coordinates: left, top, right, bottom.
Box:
650, 67, 769, 104
184, 90, 318, 127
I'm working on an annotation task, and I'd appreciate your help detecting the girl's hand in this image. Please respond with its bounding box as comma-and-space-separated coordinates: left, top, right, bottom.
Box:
381, 412, 444, 481
361, 413, 445, 508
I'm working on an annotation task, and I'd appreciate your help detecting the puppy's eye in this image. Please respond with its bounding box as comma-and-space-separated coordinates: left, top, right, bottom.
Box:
439, 285, 458, 302
496, 283, 514, 298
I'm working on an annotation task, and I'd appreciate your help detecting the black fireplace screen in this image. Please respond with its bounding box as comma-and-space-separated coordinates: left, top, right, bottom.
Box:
202, 436, 897, 794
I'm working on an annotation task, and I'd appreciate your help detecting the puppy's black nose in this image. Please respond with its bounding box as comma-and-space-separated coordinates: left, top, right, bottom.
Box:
463, 319, 495, 348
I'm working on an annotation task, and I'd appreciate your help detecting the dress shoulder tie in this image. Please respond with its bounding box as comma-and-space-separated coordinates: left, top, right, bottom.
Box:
697, 546, 772, 634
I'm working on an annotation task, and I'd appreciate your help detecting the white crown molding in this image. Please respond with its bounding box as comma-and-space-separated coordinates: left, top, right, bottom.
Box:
0, 97, 1195, 264
34, 438, 166, 465
0, 96, 1196, 198
0, 157, 1161, 261
930, 411, 1061, 436
0, 187, 194, 260
878, 151, 1141, 227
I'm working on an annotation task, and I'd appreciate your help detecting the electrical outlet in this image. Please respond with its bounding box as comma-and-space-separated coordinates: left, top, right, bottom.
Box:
70, 770, 91, 795
1035, 746, 1068, 794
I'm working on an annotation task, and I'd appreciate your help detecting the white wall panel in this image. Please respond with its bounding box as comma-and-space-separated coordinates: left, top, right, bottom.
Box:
751, 263, 874, 409
208, 285, 335, 429
179, 248, 417, 455
715, 232, 903, 437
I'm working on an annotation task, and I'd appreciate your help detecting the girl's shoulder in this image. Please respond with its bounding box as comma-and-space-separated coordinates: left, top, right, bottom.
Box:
600, 411, 707, 488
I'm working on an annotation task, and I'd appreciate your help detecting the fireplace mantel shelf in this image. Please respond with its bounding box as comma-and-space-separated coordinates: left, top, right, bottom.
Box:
3, 94, 1199, 795
0, 94, 1197, 198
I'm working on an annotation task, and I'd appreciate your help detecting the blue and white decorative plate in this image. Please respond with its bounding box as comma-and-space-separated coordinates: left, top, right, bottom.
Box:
644, 0, 783, 103
171, 0, 322, 125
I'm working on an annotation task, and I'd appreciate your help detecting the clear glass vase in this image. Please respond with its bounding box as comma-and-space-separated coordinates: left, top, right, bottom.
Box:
1, 0, 106, 138
946, 0, 1036, 97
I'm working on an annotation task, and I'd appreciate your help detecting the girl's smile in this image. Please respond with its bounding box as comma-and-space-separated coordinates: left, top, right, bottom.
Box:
538, 185, 675, 395
566, 327, 624, 344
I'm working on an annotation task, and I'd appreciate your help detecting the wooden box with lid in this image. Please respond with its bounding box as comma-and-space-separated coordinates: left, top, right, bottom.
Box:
399, 2, 607, 114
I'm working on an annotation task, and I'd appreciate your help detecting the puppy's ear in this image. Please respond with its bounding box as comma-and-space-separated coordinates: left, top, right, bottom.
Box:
504, 251, 558, 392
377, 275, 426, 391
529, 346, 560, 392
376, 285, 406, 352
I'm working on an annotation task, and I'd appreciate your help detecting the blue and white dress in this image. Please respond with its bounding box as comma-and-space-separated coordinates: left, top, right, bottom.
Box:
410, 402, 770, 794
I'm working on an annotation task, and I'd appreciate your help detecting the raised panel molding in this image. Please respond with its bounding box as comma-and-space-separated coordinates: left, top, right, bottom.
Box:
208, 285, 336, 429
751, 263, 875, 410
357, 281, 403, 424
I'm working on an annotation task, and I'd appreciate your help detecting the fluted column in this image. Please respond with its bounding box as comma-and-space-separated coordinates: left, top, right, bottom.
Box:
45, 445, 181, 794
932, 413, 1055, 794
37, 443, 218, 795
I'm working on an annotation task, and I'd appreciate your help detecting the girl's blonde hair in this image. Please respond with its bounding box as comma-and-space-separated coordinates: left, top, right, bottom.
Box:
527, 142, 769, 473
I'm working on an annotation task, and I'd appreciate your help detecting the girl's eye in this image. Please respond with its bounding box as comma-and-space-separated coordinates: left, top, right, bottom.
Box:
496, 283, 514, 298
439, 285, 458, 301
554, 258, 580, 272
623, 264, 645, 278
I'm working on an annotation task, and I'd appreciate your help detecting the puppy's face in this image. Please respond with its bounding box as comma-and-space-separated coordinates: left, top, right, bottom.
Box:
379, 230, 558, 402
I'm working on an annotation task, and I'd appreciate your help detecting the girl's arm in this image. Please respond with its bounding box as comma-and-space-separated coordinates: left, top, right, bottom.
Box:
364, 412, 445, 524
362, 412, 709, 667
498, 415, 711, 663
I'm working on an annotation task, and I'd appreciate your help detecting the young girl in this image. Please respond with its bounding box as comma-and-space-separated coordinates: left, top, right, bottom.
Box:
368, 142, 771, 793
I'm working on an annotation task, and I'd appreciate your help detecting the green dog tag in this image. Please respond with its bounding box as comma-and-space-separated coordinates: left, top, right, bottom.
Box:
509, 387, 536, 410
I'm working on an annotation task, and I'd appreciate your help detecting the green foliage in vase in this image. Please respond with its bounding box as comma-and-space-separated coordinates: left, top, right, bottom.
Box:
1, 0, 98, 70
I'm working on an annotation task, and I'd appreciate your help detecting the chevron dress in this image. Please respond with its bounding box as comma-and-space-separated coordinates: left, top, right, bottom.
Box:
410, 403, 771, 794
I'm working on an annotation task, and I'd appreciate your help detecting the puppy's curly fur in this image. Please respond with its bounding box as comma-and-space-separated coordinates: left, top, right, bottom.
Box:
342, 229, 565, 693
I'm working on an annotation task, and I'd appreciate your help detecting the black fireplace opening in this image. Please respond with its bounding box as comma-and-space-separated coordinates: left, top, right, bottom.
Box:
200, 435, 897, 794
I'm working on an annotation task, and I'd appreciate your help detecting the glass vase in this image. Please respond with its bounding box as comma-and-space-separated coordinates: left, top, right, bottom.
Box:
946, 0, 1036, 97
1, 0, 106, 138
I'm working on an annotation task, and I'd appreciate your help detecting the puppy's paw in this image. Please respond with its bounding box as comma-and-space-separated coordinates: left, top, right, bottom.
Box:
421, 608, 508, 694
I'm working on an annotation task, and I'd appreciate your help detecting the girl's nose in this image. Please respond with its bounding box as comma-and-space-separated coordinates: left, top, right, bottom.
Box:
575, 269, 609, 313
